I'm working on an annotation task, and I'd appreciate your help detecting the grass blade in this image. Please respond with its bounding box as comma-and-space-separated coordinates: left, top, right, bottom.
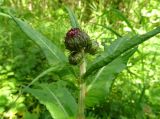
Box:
66, 7, 80, 28
96, 24, 122, 37
112, 8, 136, 33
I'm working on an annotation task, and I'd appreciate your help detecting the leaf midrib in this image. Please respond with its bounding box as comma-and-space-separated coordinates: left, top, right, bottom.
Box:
45, 87, 69, 117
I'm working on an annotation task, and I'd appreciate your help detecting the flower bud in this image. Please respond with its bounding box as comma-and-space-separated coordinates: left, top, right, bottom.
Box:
85, 41, 99, 55
65, 28, 91, 51
68, 52, 83, 65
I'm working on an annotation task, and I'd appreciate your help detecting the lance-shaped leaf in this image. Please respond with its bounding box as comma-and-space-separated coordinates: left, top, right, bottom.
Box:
85, 48, 137, 107
25, 83, 77, 119
11, 16, 67, 66
84, 26, 160, 77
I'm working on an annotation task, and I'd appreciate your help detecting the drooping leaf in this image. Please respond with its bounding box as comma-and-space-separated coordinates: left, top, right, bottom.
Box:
84, 26, 160, 77
66, 7, 80, 28
10, 15, 67, 66
85, 48, 137, 107
24, 83, 77, 119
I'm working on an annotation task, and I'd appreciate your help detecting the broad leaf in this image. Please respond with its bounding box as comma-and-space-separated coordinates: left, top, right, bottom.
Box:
11, 16, 67, 66
66, 7, 80, 28
85, 48, 137, 107
84, 26, 160, 77
25, 83, 77, 119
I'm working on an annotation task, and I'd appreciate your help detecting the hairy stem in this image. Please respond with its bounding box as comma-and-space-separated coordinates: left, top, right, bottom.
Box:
77, 50, 86, 119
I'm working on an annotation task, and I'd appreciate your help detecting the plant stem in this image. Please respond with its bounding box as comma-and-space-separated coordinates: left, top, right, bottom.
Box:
77, 50, 86, 119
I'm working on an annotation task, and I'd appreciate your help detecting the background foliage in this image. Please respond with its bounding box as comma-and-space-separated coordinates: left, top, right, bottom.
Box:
0, 0, 160, 119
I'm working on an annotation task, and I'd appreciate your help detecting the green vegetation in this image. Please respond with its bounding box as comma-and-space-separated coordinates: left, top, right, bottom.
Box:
0, 0, 160, 119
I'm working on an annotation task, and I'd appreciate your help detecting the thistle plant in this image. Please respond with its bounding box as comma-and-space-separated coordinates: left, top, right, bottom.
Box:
3, 7, 160, 119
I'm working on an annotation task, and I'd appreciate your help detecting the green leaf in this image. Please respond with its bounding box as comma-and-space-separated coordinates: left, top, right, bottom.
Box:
84, 26, 160, 78
85, 48, 137, 107
10, 15, 67, 66
25, 83, 77, 119
66, 7, 79, 28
